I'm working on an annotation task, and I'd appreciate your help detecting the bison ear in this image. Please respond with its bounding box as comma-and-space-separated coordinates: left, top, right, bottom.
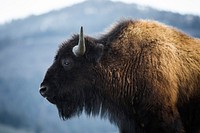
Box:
86, 43, 104, 63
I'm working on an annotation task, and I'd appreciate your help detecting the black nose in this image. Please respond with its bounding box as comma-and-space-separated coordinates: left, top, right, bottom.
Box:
39, 85, 48, 97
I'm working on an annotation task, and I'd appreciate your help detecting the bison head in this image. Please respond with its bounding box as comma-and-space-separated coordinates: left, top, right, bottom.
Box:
39, 27, 104, 119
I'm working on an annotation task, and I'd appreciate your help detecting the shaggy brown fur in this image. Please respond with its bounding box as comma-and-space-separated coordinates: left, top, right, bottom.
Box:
40, 19, 200, 133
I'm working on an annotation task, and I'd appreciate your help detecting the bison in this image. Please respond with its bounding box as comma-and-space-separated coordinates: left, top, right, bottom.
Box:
39, 19, 200, 133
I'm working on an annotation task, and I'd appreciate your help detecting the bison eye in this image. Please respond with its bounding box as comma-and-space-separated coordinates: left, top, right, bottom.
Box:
61, 58, 73, 70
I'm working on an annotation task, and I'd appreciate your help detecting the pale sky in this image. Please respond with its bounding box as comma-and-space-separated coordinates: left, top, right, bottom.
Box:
1, 0, 200, 24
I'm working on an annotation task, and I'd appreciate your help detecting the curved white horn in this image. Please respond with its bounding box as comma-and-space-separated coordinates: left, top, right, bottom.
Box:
72, 26, 86, 57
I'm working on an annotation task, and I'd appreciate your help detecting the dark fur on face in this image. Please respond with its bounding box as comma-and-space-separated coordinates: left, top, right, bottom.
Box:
41, 35, 105, 119
40, 20, 200, 133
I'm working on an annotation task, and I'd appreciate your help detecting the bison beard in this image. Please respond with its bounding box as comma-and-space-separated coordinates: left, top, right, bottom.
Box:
40, 19, 200, 133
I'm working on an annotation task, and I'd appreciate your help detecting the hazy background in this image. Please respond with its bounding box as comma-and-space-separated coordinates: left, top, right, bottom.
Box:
0, 0, 200, 133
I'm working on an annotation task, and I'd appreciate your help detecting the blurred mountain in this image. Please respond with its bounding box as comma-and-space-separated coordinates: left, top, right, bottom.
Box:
0, 0, 200, 133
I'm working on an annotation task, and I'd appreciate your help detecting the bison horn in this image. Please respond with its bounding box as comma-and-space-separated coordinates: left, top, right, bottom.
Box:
72, 26, 86, 57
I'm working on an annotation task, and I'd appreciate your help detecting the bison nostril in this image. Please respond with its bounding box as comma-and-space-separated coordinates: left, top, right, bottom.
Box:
39, 86, 48, 97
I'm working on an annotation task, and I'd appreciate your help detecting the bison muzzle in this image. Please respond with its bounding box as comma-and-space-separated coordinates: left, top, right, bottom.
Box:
39, 19, 200, 133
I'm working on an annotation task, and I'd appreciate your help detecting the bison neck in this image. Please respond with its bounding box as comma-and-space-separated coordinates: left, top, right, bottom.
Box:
90, 61, 139, 130
94, 59, 139, 103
